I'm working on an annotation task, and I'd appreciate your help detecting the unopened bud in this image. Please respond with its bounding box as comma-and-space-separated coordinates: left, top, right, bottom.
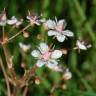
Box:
37, 34, 42, 40
23, 31, 29, 38
35, 76, 40, 85
62, 84, 67, 90
4, 36, 8, 41
63, 69, 72, 80
61, 48, 68, 55
21, 62, 26, 69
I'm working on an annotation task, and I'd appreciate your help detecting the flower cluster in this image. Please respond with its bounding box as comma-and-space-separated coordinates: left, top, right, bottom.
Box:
0, 9, 91, 82
0, 7, 93, 96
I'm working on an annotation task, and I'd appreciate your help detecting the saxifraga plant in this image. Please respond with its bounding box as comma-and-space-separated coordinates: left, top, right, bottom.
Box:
0, 9, 91, 96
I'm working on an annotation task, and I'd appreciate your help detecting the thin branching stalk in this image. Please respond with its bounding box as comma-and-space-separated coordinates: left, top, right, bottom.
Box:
0, 56, 11, 96
13, 86, 18, 96
23, 86, 28, 96
18, 65, 37, 88
2, 45, 17, 85
3, 24, 31, 44
2, 26, 5, 41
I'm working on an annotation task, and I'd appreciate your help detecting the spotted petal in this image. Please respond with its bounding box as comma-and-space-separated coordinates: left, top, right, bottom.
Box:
63, 30, 74, 37
45, 19, 56, 29
47, 59, 58, 69
31, 50, 41, 58
36, 60, 46, 67
48, 30, 58, 36
51, 50, 62, 59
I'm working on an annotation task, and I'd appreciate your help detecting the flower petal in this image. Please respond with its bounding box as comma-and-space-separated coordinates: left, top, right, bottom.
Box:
63, 30, 74, 37
26, 16, 31, 20
39, 18, 46, 23
56, 35, 65, 42
7, 16, 17, 25
48, 30, 58, 36
31, 50, 41, 58
0, 21, 6, 26
44, 19, 56, 29
63, 69, 72, 80
51, 50, 62, 59
15, 19, 23, 27
77, 40, 87, 50
36, 60, 46, 67
19, 43, 31, 51
38, 43, 49, 53
57, 20, 66, 29
47, 59, 58, 69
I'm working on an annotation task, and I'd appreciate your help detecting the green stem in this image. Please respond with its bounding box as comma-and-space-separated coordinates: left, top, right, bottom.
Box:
75, 69, 93, 91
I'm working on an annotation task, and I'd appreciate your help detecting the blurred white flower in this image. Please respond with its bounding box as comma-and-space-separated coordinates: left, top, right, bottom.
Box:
44, 18, 73, 42
63, 69, 72, 80
0, 9, 7, 26
31, 43, 62, 69
27, 12, 45, 26
7, 16, 23, 27
74, 40, 92, 51
51, 65, 63, 72
19, 42, 31, 52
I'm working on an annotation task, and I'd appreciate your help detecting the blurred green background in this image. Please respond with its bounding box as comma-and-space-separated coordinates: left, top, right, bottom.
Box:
0, 0, 96, 96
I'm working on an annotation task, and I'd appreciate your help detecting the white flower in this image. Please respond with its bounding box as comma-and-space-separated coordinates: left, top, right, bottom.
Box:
74, 40, 92, 51
45, 18, 73, 42
63, 69, 72, 80
50, 65, 63, 72
31, 43, 62, 69
7, 16, 23, 27
27, 12, 45, 26
0, 10, 7, 26
19, 42, 31, 52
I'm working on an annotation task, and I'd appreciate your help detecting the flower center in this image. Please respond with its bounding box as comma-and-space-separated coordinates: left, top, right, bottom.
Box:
42, 51, 51, 60
56, 25, 63, 33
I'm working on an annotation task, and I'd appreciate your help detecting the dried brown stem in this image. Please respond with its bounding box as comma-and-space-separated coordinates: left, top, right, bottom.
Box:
0, 56, 11, 96
23, 86, 28, 96
13, 86, 19, 96
18, 65, 37, 88
2, 24, 31, 44
2, 45, 17, 86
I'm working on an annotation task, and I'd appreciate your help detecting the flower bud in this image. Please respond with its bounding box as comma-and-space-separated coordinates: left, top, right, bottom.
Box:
35, 76, 40, 85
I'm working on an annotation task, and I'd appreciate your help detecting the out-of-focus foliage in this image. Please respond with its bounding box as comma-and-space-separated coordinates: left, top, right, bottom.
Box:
0, 0, 96, 96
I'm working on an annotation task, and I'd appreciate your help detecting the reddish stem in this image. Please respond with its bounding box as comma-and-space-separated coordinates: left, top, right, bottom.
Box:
0, 56, 11, 96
